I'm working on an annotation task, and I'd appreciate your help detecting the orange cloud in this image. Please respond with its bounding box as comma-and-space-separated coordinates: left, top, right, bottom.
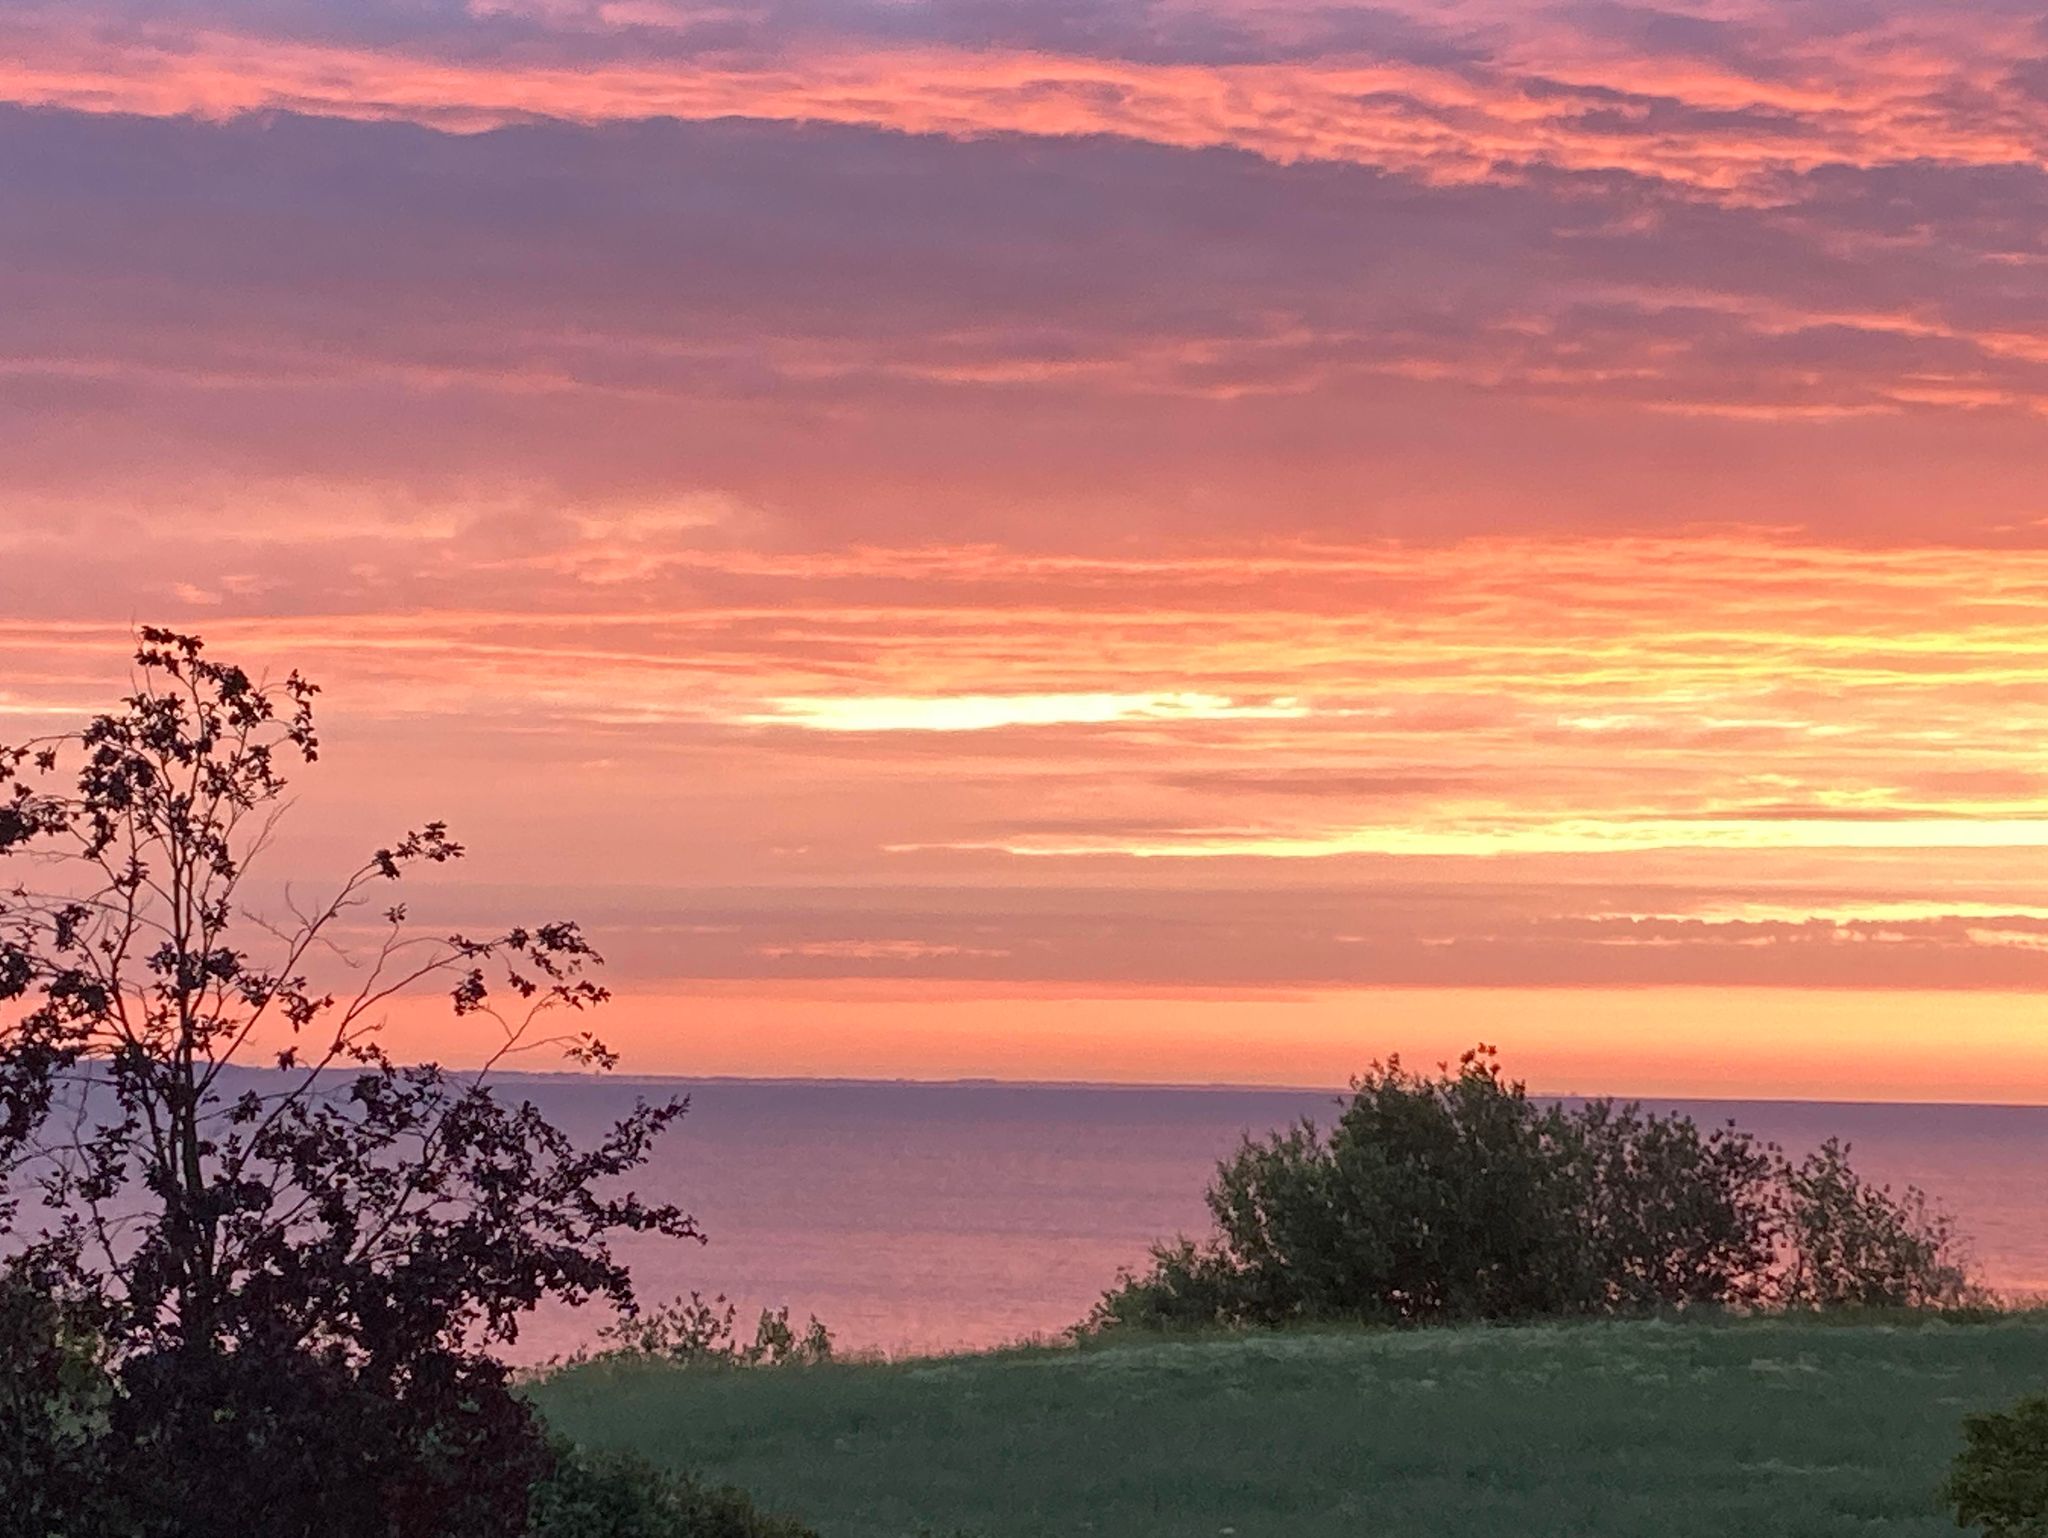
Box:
11, 531, 2048, 903
9, 0, 2048, 1094
3, 13, 2045, 201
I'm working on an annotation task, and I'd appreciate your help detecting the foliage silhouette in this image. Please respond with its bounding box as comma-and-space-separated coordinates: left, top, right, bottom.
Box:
531, 1445, 820, 1538
1947, 1395, 2048, 1536
0, 1273, 117, 1537
1778, 1135, 1970, 1308
591, 1292, 835, 1368
1087, 1046, 1974, 1332
0, 629, 702, 1535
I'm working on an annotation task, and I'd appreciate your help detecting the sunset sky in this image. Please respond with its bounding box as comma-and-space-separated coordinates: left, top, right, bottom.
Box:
7, 0, 2048, 1099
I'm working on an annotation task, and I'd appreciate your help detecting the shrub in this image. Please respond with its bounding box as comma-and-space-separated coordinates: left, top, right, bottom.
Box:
1090, 1238, 1254, 1333
0, 1301, 565, 1538
1555, 1097, 1779, 1312
1946, 1396, 2048, 1536
1086, 1046, 1974, 1333
1195, 1050, 1581, 1324
111, 1345, 424, 1538
0, 1277, 117, 1538
104, 1341, 556, 1538
1780, 1138, 1976, 1310
594, 1294, 834, 1367
531, 1445, 818, 1538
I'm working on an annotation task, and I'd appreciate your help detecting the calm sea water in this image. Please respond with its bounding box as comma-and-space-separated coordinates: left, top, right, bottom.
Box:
518, 1078, 2048, 1359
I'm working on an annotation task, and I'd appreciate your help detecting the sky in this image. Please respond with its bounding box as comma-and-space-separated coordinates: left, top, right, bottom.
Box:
5, 0, 2048, 1099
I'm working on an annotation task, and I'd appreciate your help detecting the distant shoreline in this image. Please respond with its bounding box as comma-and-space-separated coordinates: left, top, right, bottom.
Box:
472, 1068, 2048, 1112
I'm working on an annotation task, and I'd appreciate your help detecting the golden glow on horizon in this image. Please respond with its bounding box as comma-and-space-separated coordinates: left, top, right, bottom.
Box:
746, 692, 1310, 732
371, 984, 2048, 1104
949, 818, 2048, 861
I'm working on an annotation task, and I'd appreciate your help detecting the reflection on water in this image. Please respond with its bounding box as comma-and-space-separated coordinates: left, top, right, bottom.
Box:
516, 1078, 2048, 1360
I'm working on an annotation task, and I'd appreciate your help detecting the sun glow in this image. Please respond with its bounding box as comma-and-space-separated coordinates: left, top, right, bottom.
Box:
964, 817, 2048, 860
746, 692, 1309, 732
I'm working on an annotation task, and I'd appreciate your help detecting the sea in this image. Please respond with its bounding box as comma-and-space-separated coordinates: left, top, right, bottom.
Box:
517, 1078, 2048, 1360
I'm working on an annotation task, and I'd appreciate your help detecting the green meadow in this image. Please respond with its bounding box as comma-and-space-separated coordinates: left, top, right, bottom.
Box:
530, 1316, 2048, 1538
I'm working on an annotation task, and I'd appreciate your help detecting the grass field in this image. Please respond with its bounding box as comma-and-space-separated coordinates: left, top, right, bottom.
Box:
529, 1317, 2048, 1537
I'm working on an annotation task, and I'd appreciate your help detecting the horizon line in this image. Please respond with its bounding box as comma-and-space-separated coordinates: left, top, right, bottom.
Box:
471, 1067, 2048, 1113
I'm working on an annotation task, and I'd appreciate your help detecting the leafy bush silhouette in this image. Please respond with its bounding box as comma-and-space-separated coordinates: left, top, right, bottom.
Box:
0, 630, 715, 1535
1946, 1396, 2048, 1536
531, 1446, 819, 1538
0, 1274, 118, 1536
1779, 1136, 1972, 1308
1088, 1046, 1974, 1332
592, 1293, 835, 1368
